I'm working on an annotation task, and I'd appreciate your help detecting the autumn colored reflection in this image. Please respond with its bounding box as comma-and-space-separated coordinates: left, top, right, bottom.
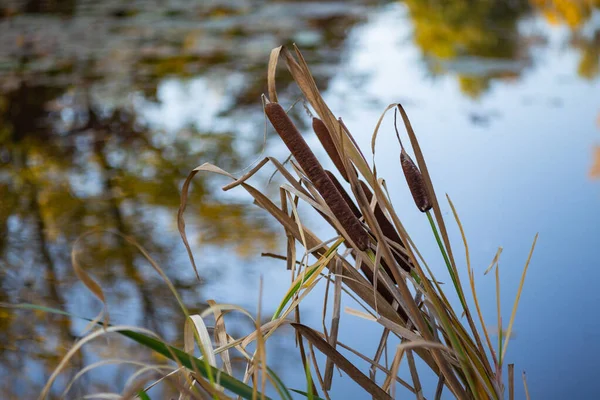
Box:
403, 0, 599, 97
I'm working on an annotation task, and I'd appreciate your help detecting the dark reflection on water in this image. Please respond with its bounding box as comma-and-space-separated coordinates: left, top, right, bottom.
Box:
0, 0, 598, 398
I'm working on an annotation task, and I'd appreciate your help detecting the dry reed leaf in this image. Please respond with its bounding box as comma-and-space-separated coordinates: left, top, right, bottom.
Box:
383, 344, 404, 395
308, 343, 330, 400
207, 300, 233, 376
280, 190, 296, 272
377, 315, 423, 343
406, 350, 424, 400
255, 277, 268, 397
323, 258, 343, 390
485, 247, 504, 275
522, 371, 530, 400
70, 231, 108, 328
178, 163, 235, 281
371, 329, 390, 384
344, 306, 377, 321
435, 376, 445, 400
335, 339, 417, 394
267, 46, 283, 103
396, 105, 461, 295
292, 323, 392, 400
184, 315, 217, 368
183, 314, 221, 395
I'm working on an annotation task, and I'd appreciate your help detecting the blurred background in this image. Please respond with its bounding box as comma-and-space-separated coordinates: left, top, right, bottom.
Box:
0, 0, 599, 398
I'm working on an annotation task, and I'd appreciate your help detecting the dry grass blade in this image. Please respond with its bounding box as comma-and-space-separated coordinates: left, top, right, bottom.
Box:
268, 46, 283, 103
178, 163, 235, 281
71, 232, 108, 327
323, 258, 342, 390
382, 344, 404, 396
308, 343, 330, 400
185, 315, 217, 368
207, 300, 233, 376
522, 371, 531, 400
292, 323, 392, 400
485, 248, 504, 275
406, 350, 424, 400
501, 234, 539, 362
377, 315, 423, 343
281, 190, 297, 272
435, 377, 445, 400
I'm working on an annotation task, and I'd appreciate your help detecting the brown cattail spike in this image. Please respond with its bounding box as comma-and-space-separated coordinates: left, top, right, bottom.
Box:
325, 170, 361, 219
312, 118, 349, 182
265, 103, 370, 251
400, 148, 432, 212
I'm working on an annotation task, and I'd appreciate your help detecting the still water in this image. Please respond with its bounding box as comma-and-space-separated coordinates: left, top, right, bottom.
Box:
0, 1, 599, 399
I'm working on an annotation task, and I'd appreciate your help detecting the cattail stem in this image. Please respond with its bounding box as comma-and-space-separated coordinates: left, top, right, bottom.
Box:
265, 102, 370, 251
427, 210, 462, 305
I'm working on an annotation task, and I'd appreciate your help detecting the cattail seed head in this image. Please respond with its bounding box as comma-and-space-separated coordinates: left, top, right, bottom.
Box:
400, 148, 432, 212
313, 118, 349, 182
325, 170, 361, 219
265, 102, 370, 251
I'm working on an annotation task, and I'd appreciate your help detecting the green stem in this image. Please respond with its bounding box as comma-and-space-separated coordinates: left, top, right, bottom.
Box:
426, 211, 467, 311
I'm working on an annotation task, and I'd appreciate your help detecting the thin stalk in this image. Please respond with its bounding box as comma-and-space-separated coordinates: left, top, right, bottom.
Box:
426, 211, 461, 305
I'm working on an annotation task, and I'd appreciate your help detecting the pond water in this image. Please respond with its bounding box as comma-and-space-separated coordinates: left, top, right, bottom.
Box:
0, 1, 599, 399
